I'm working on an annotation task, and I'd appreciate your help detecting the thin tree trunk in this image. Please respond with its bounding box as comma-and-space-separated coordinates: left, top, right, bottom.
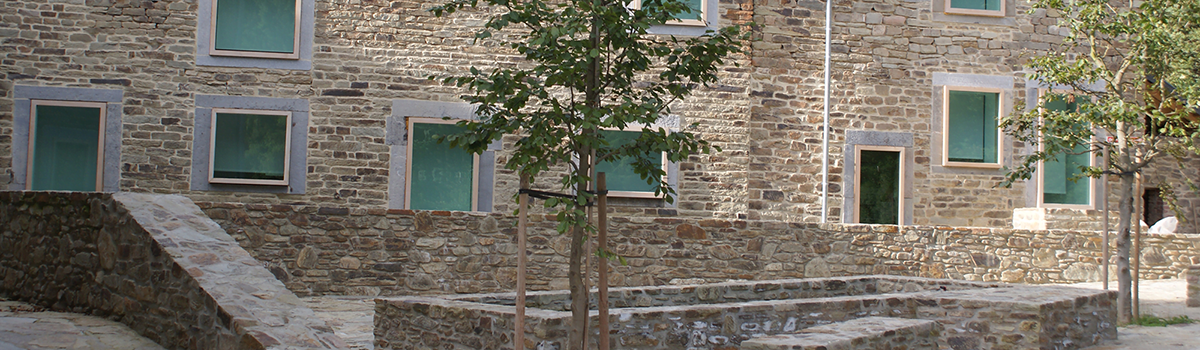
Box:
568, 1, 604, 348
1115, 171, 1134, 324
568, 222, 588, 350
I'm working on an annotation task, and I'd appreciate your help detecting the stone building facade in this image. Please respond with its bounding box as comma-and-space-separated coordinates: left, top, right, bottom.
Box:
2, 0, 1197, 230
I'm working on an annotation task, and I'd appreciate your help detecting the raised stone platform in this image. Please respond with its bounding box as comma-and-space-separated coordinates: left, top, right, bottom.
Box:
375, 275, 1117, 350
739, 316, 940, 350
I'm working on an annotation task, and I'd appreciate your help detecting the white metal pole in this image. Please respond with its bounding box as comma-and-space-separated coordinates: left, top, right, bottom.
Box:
820, 0, 832, 223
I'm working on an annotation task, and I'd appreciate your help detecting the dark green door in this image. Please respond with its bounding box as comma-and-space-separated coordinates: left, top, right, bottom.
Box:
859, 150, 900, 225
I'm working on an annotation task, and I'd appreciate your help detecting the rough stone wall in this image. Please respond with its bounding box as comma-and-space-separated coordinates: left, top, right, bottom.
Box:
0, 0, 755, 220
747, 0, 1049, 225
2, 0, 1196, 227
201, 202, 1200, 297
0, 192, 344, 350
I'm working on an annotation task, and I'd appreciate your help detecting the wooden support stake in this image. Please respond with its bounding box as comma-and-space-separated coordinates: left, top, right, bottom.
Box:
1133, 174, 1142, 317
597, 173, 610, 350
1102, 145, 1110, 290
515, 173, 529, 350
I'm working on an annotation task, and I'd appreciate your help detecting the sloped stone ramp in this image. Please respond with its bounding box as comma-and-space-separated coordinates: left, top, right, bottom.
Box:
0, 192, 346, 349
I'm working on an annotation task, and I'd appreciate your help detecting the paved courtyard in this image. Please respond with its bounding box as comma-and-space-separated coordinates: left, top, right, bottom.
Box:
2, 278, 1196, 349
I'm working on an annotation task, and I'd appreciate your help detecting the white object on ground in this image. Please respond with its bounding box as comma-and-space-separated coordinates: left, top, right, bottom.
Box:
1147, 217, 1178, 234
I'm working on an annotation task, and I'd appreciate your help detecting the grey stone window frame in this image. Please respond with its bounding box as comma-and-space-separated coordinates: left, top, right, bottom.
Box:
388, 100, 498, 212
930, 72, 1015, 176
842, 130, 914, 225
1020, 81, 1107, 210
931, 0, 1016, 26
191, 95, 309, 194
10, 85, 123, 192
196, 0, 315, 70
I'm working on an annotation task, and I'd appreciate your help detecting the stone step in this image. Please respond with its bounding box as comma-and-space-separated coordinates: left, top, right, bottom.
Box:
739, 316, 941, 350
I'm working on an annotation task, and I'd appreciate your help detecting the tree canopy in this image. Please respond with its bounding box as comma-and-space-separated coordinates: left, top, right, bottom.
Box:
431, 0, 747, 347
1002, 0, 1200, 323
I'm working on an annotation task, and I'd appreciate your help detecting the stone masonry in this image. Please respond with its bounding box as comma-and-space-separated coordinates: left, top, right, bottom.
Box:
374, 275, 1117, 350
199, 201, 1200, 297
2, 0, 1197, 227
0, 191, 346, 349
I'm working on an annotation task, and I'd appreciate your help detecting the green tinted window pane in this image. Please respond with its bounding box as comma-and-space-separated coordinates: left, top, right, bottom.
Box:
947, 90, 998, 163
214, 0, 296, 53
859, 150, 900, 225
1041, 94, 1090, 205
410, 123, 474, 211
213, 113, 288, 181
31, 105, 101, 191
1042, 146, 1090, 205
950, 0, 1000, 11
596, 130, 662, 193
674, 0, 703, 21
644, 0, 704, 22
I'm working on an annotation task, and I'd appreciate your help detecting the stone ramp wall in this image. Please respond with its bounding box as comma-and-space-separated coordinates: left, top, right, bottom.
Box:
0, 192, 345, 350
199, 203, 1200, 296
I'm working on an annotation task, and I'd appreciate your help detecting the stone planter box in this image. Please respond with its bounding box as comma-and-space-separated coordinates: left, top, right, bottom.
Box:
374, 275, 1116, 350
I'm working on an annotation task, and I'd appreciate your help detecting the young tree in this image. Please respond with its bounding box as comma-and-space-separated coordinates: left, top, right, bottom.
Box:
430, 0, 746, 347
1002, 0, 1200, 323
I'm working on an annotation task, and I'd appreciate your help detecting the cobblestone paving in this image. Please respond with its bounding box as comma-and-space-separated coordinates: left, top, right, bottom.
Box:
0, 297, 163, 350
1076, 279, 1200, 350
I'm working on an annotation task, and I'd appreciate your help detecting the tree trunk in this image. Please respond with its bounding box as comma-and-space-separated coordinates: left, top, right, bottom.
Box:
568, 222, 588, 350
1115, 172, 1135, 324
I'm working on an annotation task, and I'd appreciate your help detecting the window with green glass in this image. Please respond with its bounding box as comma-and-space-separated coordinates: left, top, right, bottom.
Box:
212, 0, 299, 55
948, 0, 1002, 11
858, 150, 900, 225
1041, 94, 1091, 206
595, 130, 664, 196
210, 110, 291, 185
946, 90, 1000, 164
636, 0, 706, 24
408, 121, 476, 211
29, 102, 104, 191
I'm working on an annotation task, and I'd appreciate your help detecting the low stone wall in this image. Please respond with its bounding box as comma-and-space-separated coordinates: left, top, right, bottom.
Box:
1189, 265, 1199, 307
199, 203, 1200, 296
374, 276, 1116, 350
0, 192, 345, 350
